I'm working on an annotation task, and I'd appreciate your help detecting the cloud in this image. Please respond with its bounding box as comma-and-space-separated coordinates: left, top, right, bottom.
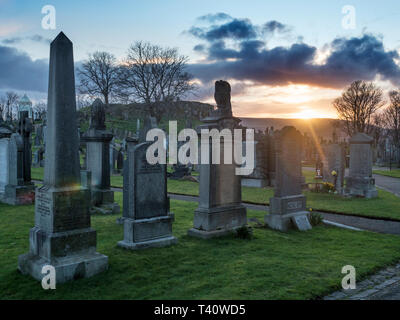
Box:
0, 45, 48, 92
197, 12, 232, 23
188, 18, 259, 41
2, 34, 51, 45
187, 14, 400, 89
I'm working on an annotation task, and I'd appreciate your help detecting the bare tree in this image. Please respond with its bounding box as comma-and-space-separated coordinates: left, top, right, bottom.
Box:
77, 51, 119, 105
33, 102, 47, 120
383, 89, 400, 165
333, 80, 385, 136
4, 91, 19, 120
117, 41, 195, 121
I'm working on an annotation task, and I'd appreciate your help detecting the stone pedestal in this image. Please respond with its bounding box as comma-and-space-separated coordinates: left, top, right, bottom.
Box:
2, 184, 35, 205
118, 214, 176, 249
345, 133, 378, 199
188, 117, 247, 239
82, 131, 120, 215
18, 186, 108, 283
265, 195, 310, 232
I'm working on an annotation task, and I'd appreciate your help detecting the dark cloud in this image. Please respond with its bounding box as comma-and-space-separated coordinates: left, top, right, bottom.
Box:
0, 45, 48, 92
197, 12, 232, 23
188, 14, 400, 89
2, 34, 51, 45
189, 18, 258, 42
262, 20, 291, 35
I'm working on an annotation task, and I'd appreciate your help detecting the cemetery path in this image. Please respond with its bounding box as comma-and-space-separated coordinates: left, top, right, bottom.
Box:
324, 262, 400, 300
373, 173, 400, 198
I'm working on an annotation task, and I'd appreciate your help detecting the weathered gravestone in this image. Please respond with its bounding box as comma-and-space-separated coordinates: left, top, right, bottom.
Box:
321, 143, 345, 194
18, 32, 108, 283
241, 131, 269, 188
1, 133, 35, 205
118, 137, 177, 249
0, 125, 12, 195
265, 126, 312, 232
345, 132, 378, 198
188, 80, 247, 239
81, 99, 120, 214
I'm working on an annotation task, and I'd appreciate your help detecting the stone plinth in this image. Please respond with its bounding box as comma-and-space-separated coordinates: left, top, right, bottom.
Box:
345, 133, 378, 198
188, 117, 247, 239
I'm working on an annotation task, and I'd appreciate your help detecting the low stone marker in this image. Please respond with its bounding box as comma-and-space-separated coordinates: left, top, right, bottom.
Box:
265, 126, 312, 232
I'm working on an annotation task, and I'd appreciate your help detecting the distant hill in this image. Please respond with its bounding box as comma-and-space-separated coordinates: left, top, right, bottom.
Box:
239, 118, 348, 141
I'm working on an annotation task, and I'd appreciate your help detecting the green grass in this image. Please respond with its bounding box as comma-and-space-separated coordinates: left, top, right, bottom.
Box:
373, 169, 400, 179
1, 196, 400, 300
31, 167, 400, 220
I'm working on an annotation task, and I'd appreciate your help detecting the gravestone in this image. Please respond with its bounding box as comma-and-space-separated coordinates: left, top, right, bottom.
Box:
241, 132, 269, 187
118, 139, 177, 249
82, 99, 120, 215
139, 116, 157, 143
0, 125, 12, 194
345, 133, 378, 198
18, 32, 108, 283
1, 111, 35, 205
110, 143, 117, 174
321, 143, 345, 194
188, 80, 247, 239
264, 126, 311, 232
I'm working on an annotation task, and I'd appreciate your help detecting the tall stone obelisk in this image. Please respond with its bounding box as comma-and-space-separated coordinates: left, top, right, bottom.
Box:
18, 32, 108, 283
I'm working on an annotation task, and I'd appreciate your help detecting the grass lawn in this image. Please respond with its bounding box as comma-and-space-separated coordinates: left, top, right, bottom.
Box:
31, 167, 400, 220
373, 169, 400, 179
1, 195, 400, 300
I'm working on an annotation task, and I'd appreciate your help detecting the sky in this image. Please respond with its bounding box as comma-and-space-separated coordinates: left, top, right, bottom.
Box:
0, 0, 400, 118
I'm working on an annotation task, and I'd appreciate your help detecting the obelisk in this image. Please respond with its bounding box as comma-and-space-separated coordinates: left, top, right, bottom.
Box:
18, 32, 108, 283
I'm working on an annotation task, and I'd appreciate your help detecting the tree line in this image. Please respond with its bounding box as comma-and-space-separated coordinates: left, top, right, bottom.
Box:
77, 41, 196, 122
333, 80, 400, 162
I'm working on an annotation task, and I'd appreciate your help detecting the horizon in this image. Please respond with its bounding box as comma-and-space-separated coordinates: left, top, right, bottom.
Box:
1, 0, 400, 119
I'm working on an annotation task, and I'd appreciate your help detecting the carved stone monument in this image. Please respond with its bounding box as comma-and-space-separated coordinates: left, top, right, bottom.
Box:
265, 126, 311, 232
18, 32, 108, 283
82, 99, 120, 214
188, 80, 247, 239
345, 132, 378, 198
118, 137, 177, 249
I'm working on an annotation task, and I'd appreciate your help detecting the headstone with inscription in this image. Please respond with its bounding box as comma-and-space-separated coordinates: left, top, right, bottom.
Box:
18, 32, 108, 283
82, 99, 120, 215
118, 139, 177, 249
345, 133, 378, 198
265, 126, 311, 232
188, 80, 247, 239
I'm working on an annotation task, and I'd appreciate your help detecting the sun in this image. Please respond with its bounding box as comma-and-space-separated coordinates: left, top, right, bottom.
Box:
294, 108, 320, 120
